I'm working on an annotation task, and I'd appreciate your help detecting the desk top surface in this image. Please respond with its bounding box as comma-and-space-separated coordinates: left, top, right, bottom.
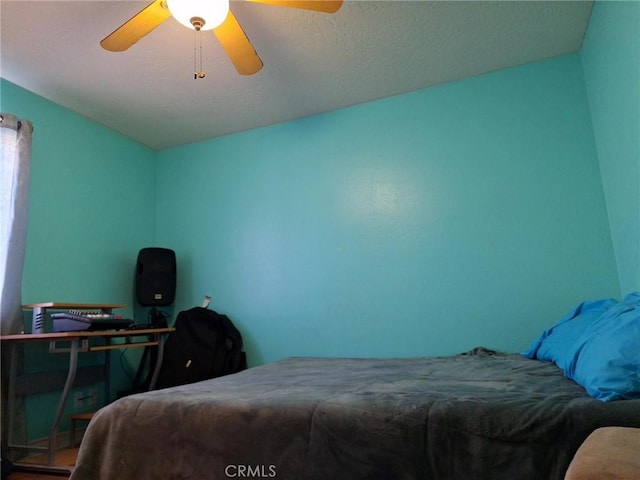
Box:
22, 302, 126, 310
0, 327, 175, 342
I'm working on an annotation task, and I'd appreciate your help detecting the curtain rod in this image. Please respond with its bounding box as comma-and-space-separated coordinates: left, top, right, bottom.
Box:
0, 113, 34, 132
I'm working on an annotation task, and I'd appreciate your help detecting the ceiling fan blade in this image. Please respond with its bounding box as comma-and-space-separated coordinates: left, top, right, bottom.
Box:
100, 0, 171, 52
246, 0, 343, 13
214, 11, 263, 76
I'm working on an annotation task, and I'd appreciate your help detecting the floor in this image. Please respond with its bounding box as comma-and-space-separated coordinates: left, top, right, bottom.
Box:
8, 473, 69, 480
6, 448, 77, 480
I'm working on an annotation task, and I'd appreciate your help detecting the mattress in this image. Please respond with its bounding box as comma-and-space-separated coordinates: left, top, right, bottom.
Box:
70, 348, 640, 480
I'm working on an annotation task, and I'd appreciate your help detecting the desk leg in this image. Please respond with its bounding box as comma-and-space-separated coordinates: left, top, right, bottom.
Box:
7, 342, 18, 447
104, 338, 111, 402
48, 338, 79, 466
148, 334, 166, 390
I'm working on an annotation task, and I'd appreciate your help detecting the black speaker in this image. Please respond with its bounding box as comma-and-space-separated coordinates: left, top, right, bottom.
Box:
136, 248, 177, 307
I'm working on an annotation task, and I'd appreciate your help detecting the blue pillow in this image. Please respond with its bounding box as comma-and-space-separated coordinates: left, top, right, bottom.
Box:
564, 292, 640, 401
521, 298, 617, 371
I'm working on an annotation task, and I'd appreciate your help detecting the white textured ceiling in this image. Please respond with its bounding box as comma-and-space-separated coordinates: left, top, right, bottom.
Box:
1, 0, 593, 150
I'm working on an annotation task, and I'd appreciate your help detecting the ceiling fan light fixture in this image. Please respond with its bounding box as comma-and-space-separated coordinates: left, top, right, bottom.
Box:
166, 0, 229, 31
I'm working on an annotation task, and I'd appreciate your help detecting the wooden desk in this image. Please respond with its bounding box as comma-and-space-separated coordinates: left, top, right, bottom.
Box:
1, 326, 174, 474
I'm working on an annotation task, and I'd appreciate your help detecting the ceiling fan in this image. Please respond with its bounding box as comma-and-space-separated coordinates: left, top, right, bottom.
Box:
100, 0, 343, 76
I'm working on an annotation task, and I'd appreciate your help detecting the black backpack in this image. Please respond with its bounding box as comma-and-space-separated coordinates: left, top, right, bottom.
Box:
155, 307, 247, 389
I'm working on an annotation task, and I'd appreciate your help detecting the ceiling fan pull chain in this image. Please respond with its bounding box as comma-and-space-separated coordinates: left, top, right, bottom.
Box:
193, 28, 205, 79
193, 29, 197, 79
199, 31, 205, 78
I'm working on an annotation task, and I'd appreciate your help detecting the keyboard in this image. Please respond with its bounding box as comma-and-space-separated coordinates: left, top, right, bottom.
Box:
51, 312, 133, 332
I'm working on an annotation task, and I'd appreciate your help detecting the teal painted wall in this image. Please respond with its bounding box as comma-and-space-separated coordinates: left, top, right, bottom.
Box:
1, 80, 157, 307
1, 79, 157, 440
156, 54, 619, 366
581, 0, 640, 295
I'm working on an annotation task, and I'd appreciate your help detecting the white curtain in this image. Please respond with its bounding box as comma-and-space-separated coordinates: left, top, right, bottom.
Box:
0, 113, 33, 335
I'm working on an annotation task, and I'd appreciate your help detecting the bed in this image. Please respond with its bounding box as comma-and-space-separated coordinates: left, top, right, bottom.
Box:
69, 347, 640, 480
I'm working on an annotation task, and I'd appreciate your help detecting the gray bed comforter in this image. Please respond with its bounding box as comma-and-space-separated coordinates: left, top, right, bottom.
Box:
70, 348, 640, 480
